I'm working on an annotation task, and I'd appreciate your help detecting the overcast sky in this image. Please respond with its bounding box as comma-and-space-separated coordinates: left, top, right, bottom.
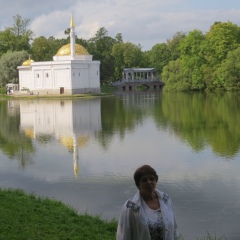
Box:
1, 0, 240, 50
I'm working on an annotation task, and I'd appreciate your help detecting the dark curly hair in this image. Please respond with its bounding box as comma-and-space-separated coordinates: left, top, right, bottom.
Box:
133, 165, 158, 187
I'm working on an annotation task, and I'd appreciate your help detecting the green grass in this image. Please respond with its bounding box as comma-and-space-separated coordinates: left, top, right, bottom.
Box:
0, 188, 117, 240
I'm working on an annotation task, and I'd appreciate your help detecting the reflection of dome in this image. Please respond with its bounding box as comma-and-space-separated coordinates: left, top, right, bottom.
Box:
74, 162, 79, 176
25, 128, 34, 138
22, 58, 35, 66
60, 135, 89, 151
55, 44, 89, 56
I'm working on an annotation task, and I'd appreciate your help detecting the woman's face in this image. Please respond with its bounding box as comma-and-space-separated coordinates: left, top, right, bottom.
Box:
138, 174, 157, 194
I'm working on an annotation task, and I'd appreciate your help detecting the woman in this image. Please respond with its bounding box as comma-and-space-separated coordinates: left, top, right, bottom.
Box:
117, 165, 178, 240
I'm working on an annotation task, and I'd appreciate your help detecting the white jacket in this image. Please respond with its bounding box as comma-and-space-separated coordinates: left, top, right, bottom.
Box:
116, 189, 178, 240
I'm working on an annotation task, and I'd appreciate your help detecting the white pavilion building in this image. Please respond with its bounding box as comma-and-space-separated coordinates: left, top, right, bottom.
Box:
17, 15, 100, 95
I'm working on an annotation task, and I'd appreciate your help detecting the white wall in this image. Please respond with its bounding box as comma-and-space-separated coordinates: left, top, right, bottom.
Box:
19, 69, 31, 90
18, 59, 100, 94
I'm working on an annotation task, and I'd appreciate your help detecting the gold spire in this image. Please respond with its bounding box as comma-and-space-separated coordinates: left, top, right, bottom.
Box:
70, 14, 75, 28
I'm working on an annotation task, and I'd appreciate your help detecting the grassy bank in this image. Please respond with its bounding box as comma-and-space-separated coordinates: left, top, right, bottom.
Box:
0, 188, 227, 240
0, 86, 114, 100
0, 188, 117, 240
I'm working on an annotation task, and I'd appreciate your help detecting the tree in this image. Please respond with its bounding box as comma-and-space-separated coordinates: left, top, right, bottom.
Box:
9, 14, 34, 38
149, 43, 171, 74
123, 42, 143, 68
215, 47, 240, 90
112, 42, 144, 80
31, 36, 66, 61
111, 43, 125, 80
167, 31, 186, 61
205, 21, 240, 65
0, 15, 33, 57
0, 29, 17, 56
0, 51, 28, 85
88, 27, 116, 83
179, 29, 206, 90
115, 33, 123, 43
161, 59, 190, 91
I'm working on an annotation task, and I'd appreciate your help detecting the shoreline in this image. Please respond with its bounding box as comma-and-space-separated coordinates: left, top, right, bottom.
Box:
0, 92, 113, 100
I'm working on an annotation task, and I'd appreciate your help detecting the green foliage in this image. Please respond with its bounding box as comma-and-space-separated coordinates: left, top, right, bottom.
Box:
205, 21, 240, 65
215, 47, 240, 90
0, 29, 18, 56
149, 43, 171, 74
0, 14, 32, 57
88, 27, 117, 83
31, 36, 62, 61
123, 42, 143, 68
111, 42, 125, 80
167, 31, 186, 61
162, 59, 191, 91
163, 22, 240, 91
0, 88, 5, 94
111, 42, 143, 81
179, 29, 206, 90
0, 51, 28, 85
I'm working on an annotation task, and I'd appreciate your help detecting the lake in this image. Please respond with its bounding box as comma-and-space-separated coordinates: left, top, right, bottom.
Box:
0, 91, 239, 240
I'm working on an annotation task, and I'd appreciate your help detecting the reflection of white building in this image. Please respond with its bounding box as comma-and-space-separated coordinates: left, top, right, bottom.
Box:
19, 99, 102, 176
17, 15, 100, 95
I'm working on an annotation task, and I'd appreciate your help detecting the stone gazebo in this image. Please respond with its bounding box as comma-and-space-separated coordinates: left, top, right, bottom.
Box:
112, 68, 165, 90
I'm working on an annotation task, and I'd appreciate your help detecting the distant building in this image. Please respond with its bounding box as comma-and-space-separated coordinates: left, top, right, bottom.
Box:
17, 15, 100, 95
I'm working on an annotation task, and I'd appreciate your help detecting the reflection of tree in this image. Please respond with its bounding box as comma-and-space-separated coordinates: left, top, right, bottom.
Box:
0, 101, 35, 169
153, 92, 240, 157
97, 95, 148, 149
36, 134, 55, 145
97, 91, 240, 157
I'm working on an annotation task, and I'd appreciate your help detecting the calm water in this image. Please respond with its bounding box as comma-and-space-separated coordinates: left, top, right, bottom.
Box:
0, 91, 240, 240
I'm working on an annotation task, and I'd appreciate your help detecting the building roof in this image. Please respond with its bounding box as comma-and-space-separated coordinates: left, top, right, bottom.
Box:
22, 58, 35, 66
55, 43, 89, 56
124, 68, 155, 72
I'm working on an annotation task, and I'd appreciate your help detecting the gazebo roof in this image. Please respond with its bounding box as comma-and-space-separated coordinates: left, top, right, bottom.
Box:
124, 68, 155, 72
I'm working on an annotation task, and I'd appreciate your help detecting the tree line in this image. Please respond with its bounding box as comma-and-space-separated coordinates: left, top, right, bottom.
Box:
0, 14, 240, 91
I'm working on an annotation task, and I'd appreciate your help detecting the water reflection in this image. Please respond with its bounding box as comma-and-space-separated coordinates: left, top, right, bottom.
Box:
19, 99, 102, 176
0, 92, 240, 240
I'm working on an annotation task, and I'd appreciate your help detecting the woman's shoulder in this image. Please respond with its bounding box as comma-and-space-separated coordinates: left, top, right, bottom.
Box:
122, 191, 141, 211
155, 189, 171, 203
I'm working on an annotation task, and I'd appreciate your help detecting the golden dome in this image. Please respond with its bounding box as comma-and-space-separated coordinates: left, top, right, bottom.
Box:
22, 58, 35, 66
55, 43, 89, 56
